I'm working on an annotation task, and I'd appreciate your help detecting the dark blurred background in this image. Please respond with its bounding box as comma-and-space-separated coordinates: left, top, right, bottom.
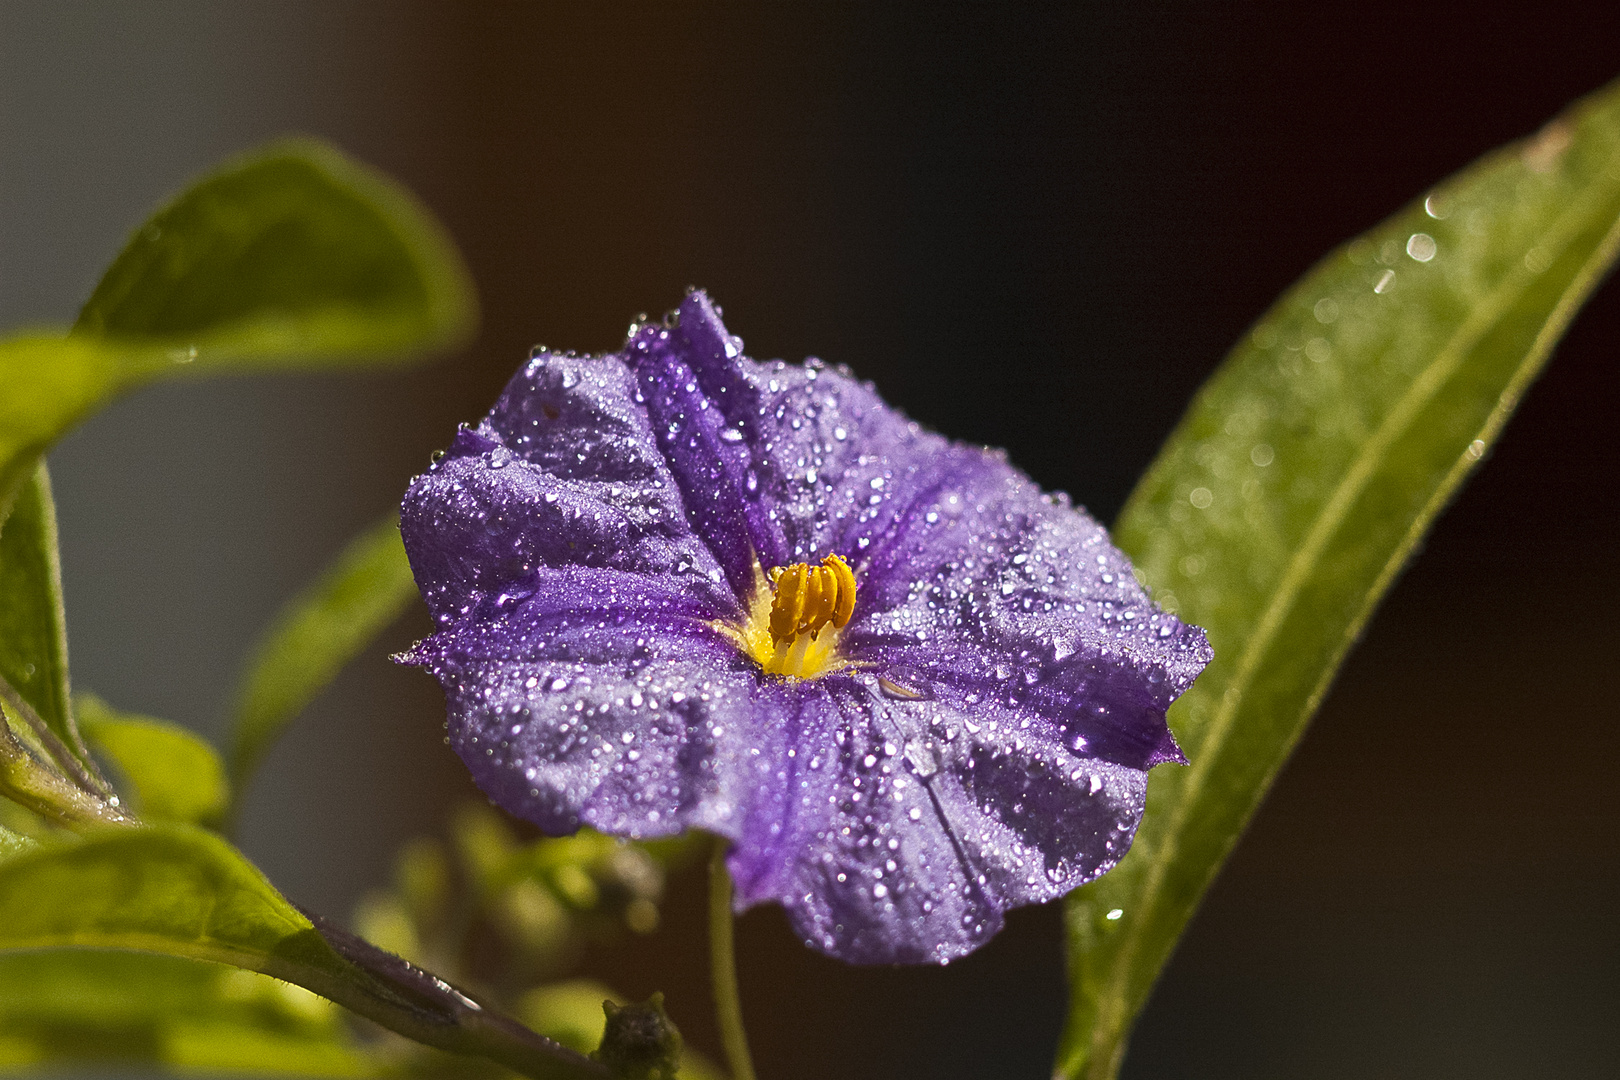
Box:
3, 3, 1617, 1078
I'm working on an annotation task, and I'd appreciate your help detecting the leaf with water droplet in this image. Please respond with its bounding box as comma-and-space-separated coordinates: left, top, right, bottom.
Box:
0, 825, 33, 861
76, 136, 475, 372
0, 137, 475, 518
1058, 76, 1620, 1078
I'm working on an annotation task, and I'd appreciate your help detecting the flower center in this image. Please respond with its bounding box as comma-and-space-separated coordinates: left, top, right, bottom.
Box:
725, 554, 856, 679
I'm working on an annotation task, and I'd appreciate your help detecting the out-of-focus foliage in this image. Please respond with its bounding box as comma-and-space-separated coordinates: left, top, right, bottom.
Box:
1059, 76, 1620, 1080
0, 952, 368, 1076
228, 513, 419, 807
350, 806, 711, 1077
520, 984, 722, 1080
78, 694, 230, 828
357, 803, 694, 996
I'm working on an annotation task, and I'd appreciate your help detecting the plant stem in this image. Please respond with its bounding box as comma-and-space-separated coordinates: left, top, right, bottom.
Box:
709, 837, 757, 1080
0, 706, 133, 829
0, 675, 111, 797
290, 907, 608, 1080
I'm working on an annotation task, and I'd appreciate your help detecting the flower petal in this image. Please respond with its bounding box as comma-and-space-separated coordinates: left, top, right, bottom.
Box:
409, 564, 780, 838
844, 450, 1208, 770
629, 290, 955, 590
402, 351, 732, 626
718, 675, 1151, 964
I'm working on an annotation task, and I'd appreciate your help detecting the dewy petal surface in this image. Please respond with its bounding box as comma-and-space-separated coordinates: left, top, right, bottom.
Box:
401, 291, 1211, 965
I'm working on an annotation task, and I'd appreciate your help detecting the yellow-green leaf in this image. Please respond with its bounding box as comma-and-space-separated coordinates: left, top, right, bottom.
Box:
0, 824, 33, 861
0, 335, 124, 527
0, 951, 371, 1076
0, 138, 476, 517
76, 136, 476, 372
79, 694, 229, 828
0, 827, 604, 1080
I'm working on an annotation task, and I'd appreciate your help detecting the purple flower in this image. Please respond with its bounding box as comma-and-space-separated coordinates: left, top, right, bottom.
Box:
400, 291, 1210, 965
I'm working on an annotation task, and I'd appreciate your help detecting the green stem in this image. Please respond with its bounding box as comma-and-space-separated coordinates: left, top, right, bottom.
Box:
0, 674, 111, 798
0, 705, 132, 829
709, 837, 757, 1080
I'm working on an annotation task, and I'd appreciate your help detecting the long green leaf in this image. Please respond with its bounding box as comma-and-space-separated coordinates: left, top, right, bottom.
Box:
0, 827, 604, 1080
228, 513, 419, 804
0, 138, 475, 517
0, 951, 371, 1076
0, 463, 92, 777
79, 694, 230, 828
1058, 78, 1620, 1077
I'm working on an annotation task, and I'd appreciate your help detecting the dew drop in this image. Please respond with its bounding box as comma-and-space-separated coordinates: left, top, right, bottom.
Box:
1406, 232, 1437, 262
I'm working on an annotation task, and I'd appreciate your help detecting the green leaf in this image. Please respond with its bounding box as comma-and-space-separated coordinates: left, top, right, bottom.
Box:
0, 826, 605, 1080
0, 463, 91, 774
228, 513, 419, 803
0, 335, 124, 529
0, 951, 371, 1075
1058, 78, 1620, 1078
0, 825, 335, 970
0, 824, 33, 861
79, 694, 230, 828
75, 136, 477, 372
0, 138, 475, 517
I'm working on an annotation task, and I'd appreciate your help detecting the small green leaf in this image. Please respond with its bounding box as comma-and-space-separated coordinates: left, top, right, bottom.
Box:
78, 694, 229, 828
76, 136, 476, 373
0, 335, 124, 528
0, 139, 475, 517
0, 951, 371, 1075
1058, 79, 1620, 1077
0, 463, 89, 774
0, 827, 604, 1080
228, 513, 419, 803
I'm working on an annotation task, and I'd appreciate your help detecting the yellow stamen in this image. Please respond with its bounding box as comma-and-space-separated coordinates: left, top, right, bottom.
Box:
718, 554, 857, 679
